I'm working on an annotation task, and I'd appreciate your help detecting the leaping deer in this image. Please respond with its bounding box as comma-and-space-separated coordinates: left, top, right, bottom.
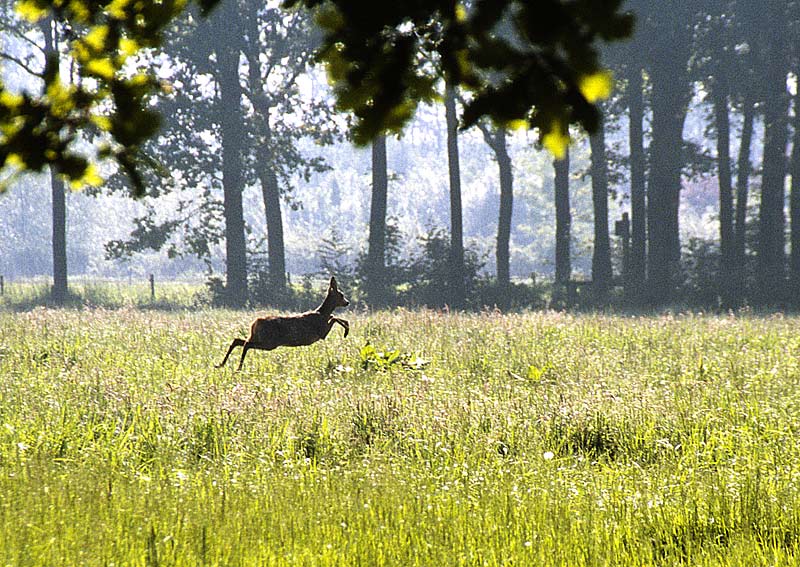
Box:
216, 276, 350, 371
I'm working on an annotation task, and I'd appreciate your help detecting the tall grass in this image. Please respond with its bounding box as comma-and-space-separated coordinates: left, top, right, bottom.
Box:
0, 278, 205, 310
1, 308, 799, 565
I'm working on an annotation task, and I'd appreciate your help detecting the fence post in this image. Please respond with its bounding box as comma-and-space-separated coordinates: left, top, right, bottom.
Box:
0, 275, 4, 296
614, 212, 631, 295
149, 274, 155, 301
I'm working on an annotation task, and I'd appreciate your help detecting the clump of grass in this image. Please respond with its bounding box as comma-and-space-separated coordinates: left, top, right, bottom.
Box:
349, 395, 402, 450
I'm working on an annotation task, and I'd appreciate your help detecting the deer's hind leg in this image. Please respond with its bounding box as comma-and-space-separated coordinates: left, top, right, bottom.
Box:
236, 341, 278, 371
216, 338, 246, 368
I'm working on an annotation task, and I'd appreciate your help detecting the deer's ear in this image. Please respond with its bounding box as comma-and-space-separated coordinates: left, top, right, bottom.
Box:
329, 276, 337, 289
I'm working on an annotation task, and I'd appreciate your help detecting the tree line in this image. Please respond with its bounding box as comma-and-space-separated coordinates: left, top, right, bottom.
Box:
1, 1, 799, 309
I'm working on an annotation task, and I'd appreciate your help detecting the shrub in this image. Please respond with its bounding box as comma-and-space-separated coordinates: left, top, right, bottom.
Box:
401, 227, 485, 308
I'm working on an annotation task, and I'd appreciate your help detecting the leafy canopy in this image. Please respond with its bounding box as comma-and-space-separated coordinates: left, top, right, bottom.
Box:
285, 0, 633, 154
0, 0, 631, 194
1, 0, 216, 195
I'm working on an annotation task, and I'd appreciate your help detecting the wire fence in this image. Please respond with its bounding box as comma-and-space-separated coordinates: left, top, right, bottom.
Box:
0, 275, 208, 309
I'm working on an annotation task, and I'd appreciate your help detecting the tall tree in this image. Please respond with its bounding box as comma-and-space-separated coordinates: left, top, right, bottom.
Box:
444, 84, 465, 308
733, 95, 755, 290
365, 134, 388, 306
726, 0, 764, 302
696, 2, 738, 305
40, 17, 68, 303
214, 1, 248, 306
790, 84, 800, 300
476, 123, 514, 293
713, 79, 735, 305
0, 10, 72, 302
642, 6, 695, 304
627, 64, 647, 301
104, 4, 336, 304
258, 162, 286, 291
240, 8, 332, 295
589, 118, 612, 300
757, 0, 790, 304
554, 149, 571, 287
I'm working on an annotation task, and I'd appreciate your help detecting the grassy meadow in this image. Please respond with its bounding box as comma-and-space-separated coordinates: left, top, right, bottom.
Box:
1, 304, 800, 565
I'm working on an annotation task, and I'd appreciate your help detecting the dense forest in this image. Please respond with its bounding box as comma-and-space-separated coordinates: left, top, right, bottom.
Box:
0, 1, 797, 309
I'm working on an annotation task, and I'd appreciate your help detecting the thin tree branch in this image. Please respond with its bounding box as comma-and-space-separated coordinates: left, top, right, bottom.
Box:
0, 51, 43, 77
0, 22, 47, 57
458, 91, 499, 152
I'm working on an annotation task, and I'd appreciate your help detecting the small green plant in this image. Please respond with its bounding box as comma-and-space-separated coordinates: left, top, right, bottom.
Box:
358, 342, 429, 371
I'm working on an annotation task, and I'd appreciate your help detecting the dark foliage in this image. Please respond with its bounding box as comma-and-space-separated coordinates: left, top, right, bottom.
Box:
399, 227, 484, 308
286, 0, 633, 146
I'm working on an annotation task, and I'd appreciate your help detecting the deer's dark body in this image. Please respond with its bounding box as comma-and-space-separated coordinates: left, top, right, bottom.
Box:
216, 277, 350, 371
248, 310, 342, 347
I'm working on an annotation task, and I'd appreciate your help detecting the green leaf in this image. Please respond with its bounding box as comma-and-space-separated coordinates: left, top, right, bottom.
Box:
83, 25, 110, 53
85, 58, 117, 80
527, 365, 543, 382
359, 343, 376, 362
578, 70, 613, 103
542, 120, 570, 160
15, 0, 48, 22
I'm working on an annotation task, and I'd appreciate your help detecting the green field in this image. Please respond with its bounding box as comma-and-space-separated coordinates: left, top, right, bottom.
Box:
1, 307, 800, 565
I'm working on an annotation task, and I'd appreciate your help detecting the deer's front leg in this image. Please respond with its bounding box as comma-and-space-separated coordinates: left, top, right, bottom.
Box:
330, 317, 349, 338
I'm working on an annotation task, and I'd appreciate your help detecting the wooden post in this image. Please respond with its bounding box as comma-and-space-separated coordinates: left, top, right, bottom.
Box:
615, 212, 631, 295
0, 275, 4, 296
149, 274, 155, 301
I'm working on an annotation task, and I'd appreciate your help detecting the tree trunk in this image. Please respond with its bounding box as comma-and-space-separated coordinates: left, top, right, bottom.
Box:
445, 84, 466, 308
50, 170, 67, 304
240, 21, 287, 298
646, 59, 690, 305
42, 18, 67, 304
258, 160, 286, 294
789, 87, 800, 302
733, 95, 755, 300
554, 149, 571, 286
365, 134, 388, 306
494, 129, 514, 291
627, 64, 646, 301
216, 22, 248, 306
590, 120, 612, 301
757, 0, 790, 304
713, 84, 735, 306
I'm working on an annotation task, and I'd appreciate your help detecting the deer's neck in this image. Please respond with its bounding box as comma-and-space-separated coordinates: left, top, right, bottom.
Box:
317, 292, 337, 317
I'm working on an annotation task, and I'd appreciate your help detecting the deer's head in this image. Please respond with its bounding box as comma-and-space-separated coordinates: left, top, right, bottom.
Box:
329, 276, 349, 307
